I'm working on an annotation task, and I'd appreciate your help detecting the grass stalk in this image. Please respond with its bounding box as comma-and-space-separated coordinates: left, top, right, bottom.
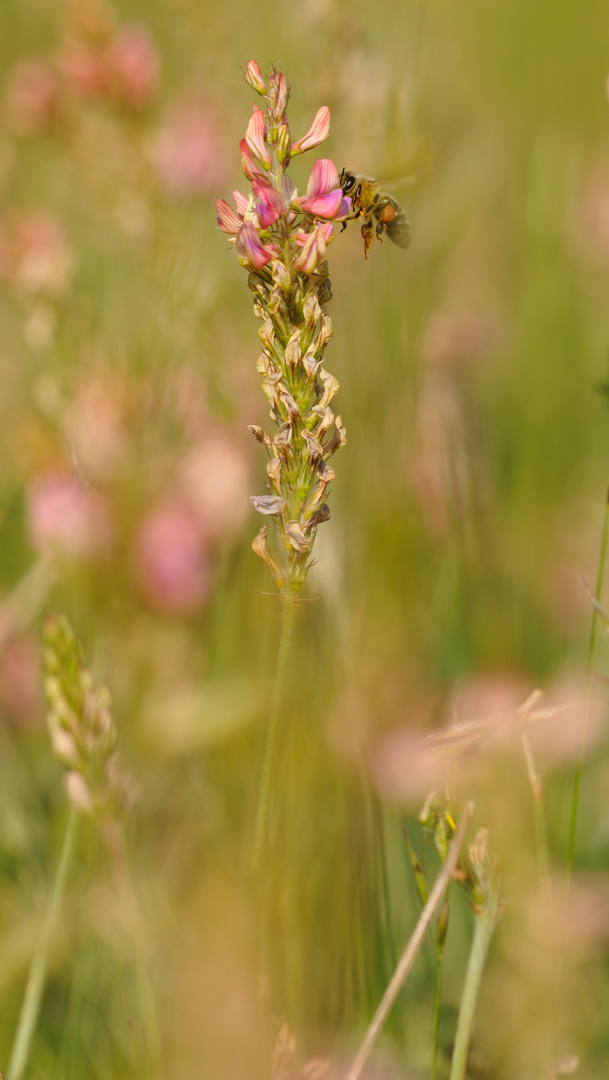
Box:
448, 867, 501, 1080
565, 486, 609, 886
7, 804, 80, 1080
345, 802, 473, 1080
253, 586, 298, 870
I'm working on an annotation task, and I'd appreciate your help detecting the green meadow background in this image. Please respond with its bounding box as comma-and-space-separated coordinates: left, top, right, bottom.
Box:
1, 1, 609, 1077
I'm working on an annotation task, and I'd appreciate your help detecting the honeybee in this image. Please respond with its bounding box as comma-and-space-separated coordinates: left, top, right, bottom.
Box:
339, 169, 412, 259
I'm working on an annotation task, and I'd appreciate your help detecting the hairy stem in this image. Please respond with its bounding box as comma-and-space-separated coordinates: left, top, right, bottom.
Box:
7, 804, 80, 1080
253, 586, 298, 870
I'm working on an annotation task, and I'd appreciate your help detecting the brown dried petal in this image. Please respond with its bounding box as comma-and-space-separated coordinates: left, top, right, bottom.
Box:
303, 291, 321, 326
286, 521, 311, 552
302, 354, 318, 380
302, 430, 323, 461
318, 314, 333, 347
248, 424, 272, 446
311, 405, 334, 434
318, 368, 340, 407
280, 388, 301, 418
306, 503, 331, 529
256, 351, 272, 373
317, 459, 335, 482
252, 526, 285, 588
274, 422, 292, 449
272, 259, 291, 291
259, 319, 275, 349
250, 494, 286, 515
266, 456, 282, 489
325, 414, 347, 452
284, 329, 301, 368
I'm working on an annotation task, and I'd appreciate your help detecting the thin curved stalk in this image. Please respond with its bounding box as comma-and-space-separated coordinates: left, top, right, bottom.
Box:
345, 803, 473, 1080
7, 805, 80, 1080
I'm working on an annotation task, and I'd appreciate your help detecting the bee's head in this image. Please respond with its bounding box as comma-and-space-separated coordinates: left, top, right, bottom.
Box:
339, 169, 356, 195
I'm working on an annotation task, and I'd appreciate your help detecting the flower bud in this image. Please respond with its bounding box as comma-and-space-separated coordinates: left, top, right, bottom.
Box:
244, 60, 267, 95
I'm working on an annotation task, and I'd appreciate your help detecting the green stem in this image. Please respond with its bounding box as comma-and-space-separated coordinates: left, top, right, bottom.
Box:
345, 803, 473, 1080
449, 872, 501, 1080
430, 940, 445, 1080
565, 486, 609, 887
7, 804, 80, 1080
253, 586, 298, 870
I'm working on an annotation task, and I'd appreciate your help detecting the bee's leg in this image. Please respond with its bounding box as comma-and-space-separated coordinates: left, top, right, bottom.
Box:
340, 221, 347, 233
375, 219, 387, 242
361, 220, 373, 258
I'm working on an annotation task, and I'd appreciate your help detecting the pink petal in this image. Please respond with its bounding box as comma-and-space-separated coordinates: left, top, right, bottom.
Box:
292, 225, 331, 273
244, 60, 267, 95
306, 158, 339, 198
239, 138, 267, 181
252, 178, 289, 227
291, 105, 331, 154
301, 187, 344, 219
216, 198, 242, 233
235, 222, 275, 268
245, 107, 272, 167
233, 189, 249, 215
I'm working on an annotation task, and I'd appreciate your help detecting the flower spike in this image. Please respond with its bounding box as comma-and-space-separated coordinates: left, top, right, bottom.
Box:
216, 63, 347, 596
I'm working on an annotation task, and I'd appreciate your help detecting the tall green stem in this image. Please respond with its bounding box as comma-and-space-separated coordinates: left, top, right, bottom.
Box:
7, 804, 80, 1080
565, 487, 609, 886
449, 870, 501, 1080
253, 587, 298, 870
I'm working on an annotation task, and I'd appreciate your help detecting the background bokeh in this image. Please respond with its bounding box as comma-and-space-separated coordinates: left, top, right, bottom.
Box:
1, 1, 609, 1077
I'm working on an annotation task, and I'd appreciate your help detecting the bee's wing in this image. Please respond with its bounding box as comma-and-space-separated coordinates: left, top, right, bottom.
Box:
375, 174, 418, 193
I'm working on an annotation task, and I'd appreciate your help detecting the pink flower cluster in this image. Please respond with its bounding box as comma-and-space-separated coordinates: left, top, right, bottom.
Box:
5, 22, 159, 134
216, 61, 350, 275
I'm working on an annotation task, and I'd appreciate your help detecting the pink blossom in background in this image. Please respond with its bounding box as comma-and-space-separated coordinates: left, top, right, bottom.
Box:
27, 472, 114, 560
371, 726, 450, 806
4, 59, 60, 135
151, 101, 229, 196
134, 501, 210, 614
66, 375, 126, 481
0, 212, 73, 299
420, 308, 500, 366
105, 25, 159, 110
178, 433, 250, 539
571, 160, 609, 265
0, 634, 41, 723
59, 44, 108, 99
527, 674, 605, 771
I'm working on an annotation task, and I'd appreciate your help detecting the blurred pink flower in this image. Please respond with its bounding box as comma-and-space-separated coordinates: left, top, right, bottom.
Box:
0, 212, 73, 299
571, 160, 609, 265
60, 44, 108, 98
178, 433, 250, 539
134, 501, 210, 613
4, 59, 60, 135
27, 472, 114, 560
105, 25, 159, 110
0, 634, 41, 723
420, 309, 499, 365
527, 674, 605, 771
151, 101, 229, 195
371, 726, 450, 806
66, 375, 126, 481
